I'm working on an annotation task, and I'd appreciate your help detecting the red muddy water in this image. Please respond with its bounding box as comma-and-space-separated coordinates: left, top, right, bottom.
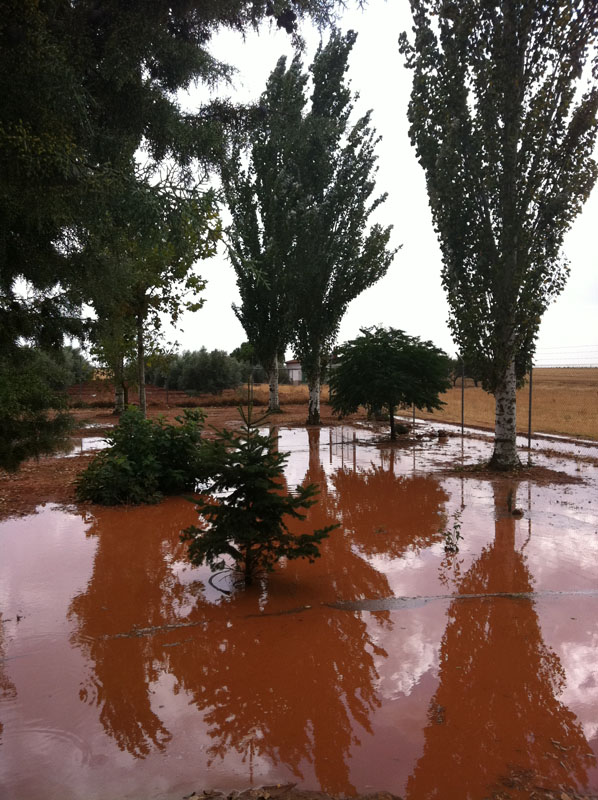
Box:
1, 427, 597, 800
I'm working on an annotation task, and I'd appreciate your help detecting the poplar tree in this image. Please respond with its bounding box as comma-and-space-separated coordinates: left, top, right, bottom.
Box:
220, 56, 307, 411
292, 31, 395, 425
222, 30, 396, 424
400, 0, 598, 469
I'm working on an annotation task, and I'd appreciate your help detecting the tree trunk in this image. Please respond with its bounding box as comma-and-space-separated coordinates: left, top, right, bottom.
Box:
307, 372, 321, 425
243, 548, 254, 586
268, 360, 280, 412
113, 355, 125, 415
489, 358, 520, 470
136, 315, 146, 418
389, 403, 396, 441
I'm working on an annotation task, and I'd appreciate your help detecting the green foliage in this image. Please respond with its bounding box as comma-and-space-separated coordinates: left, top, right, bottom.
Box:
329, 326, 451, 440
0, 348, 73, 471
147, 348, 244, 394
229, 342, 290, 384
287, 31, 397, 422
181, 407, 337, 586
75, 407, 206, 505
230, 341, 257, 364
1, 0, 334, 455
59, 345, 94, 386
399, 1, 598, 397
222, 30, 396, 422
80, 167, 221, 416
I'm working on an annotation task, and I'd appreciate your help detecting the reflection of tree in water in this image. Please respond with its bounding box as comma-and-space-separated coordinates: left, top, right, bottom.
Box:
407, 482, 596, 800
66, 428, 456, 791
304, 429, 398, 602
0, 614, 17, 743
329, 449, 448, 562
165, 594, 385, 794
166, 427, 393, 794
69, 503, 193, 758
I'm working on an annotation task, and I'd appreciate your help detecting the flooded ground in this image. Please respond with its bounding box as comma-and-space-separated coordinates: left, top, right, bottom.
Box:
1, 427, 597, 800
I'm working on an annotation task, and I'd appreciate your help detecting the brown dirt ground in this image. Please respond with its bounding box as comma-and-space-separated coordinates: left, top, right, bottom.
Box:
186, 786, 403, 800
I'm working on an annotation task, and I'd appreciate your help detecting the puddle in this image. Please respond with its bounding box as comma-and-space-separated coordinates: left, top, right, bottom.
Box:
53, 437, 110, 457
397, 414, 598, 460
1, 429, 597, 800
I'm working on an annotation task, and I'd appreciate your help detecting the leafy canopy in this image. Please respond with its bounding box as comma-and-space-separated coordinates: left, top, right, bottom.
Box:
221, 30, 396, 422
289, 31, 397, 392
399, 0, 598, 391
0, 0, 335, 465
329, 326, 451, 439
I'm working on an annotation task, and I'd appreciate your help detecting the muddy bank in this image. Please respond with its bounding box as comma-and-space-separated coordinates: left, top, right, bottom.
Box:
0, 402, 367, 519
185, 783, 595, 800
184, 787, 403, 800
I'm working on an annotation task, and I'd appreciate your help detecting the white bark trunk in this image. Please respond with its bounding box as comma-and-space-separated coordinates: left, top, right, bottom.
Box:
307, 376, 320, 425
137, 316, 146, 419
489, 358, 520, 469
268, 361, 280, 412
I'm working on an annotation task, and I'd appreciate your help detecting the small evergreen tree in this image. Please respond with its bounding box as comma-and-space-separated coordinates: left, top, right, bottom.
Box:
182, 407, 337, 586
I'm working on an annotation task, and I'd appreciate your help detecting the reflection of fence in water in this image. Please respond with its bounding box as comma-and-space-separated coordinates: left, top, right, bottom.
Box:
328, 427, 358, 470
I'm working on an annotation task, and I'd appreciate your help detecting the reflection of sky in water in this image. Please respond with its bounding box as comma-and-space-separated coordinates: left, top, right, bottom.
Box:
1, 428, 598, 799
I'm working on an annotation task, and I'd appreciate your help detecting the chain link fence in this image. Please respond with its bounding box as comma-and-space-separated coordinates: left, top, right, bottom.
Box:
418, 347, 598, 442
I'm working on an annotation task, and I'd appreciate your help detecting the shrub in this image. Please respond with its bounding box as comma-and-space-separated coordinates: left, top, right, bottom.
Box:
181, 406, 337, 586
146, 348, 244, 394
75, 407, 206, 505
0, 348, 73, 471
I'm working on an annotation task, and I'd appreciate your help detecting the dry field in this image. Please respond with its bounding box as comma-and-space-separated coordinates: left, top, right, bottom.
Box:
68, 381, 324, 409
416, 367, 598, 441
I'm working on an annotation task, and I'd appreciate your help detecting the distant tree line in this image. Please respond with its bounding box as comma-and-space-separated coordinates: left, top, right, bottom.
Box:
145, 347, 289, 396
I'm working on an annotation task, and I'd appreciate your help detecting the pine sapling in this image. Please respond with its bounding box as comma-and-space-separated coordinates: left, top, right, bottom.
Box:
181, 406, 337, 586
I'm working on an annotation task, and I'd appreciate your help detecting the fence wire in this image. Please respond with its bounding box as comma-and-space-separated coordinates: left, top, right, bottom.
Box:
449, 351, 598, 442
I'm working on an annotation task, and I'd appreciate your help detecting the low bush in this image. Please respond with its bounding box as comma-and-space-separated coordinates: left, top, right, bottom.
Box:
75, 407, 206, 505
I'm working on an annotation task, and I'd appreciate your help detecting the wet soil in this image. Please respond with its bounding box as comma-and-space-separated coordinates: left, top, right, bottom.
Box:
1, 410, 598, 800
0, 400, 364, 520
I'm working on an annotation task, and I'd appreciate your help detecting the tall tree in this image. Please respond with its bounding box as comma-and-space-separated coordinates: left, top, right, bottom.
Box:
292, 31, 396, 424
400, 0, 598, 469
83, 170, 220, 417
222, 31, 396, 423
0, 0, 336, 467
220, 56, 306, 411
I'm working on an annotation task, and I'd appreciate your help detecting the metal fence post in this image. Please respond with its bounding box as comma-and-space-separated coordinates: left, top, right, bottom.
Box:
528, 361, 533, 450
460, 355, 465, 438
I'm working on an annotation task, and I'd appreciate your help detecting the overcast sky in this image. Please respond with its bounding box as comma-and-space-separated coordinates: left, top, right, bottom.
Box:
168, 0, 598, 367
